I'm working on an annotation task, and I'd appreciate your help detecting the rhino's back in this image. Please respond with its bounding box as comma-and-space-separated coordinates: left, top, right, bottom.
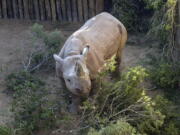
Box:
73, 12, 124, 59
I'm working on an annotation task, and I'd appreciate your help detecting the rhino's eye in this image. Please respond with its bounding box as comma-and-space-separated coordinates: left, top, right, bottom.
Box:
67, 79, 71, 82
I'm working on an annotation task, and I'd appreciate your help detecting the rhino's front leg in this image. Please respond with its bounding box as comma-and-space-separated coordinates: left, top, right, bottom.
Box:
69, 94, 81, 114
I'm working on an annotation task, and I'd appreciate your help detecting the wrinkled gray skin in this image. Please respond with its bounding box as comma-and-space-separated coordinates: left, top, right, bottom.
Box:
54, 12, 127, 113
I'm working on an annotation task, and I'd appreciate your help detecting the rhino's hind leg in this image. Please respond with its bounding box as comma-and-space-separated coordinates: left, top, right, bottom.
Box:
114, 48, 123, 77
114, 23, 127, 75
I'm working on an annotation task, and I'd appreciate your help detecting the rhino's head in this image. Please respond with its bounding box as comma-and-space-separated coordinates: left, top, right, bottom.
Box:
53, 46, 91, 97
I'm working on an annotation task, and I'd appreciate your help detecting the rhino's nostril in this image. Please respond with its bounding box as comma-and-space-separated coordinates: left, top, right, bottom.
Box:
76, 88, 82, 93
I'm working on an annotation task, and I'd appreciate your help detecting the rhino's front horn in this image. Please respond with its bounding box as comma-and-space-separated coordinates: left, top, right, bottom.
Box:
53, 54, 63, 64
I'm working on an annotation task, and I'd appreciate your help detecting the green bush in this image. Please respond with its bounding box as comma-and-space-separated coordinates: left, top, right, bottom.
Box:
6, 72, 60, 135
146, 57, 180, 134
44, 30, 63, 49
145, 0, 177, 50
25, 23, 64, 72
0, 126, 12, 135
153, 96, 180, 135
112, 0, 152, 32
6, 71, 44, 92
80, 66, 165, 135
149, 63, 180, 89
31, 23, 46, 39
143, 0, 166, 10
31, 23, 64, 49
88, 120, 141, 135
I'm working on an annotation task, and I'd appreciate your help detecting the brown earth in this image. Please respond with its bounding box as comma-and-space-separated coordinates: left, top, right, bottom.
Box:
0, 20, 158, 133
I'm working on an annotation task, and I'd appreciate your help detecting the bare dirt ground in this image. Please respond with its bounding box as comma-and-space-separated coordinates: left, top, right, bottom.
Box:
0, 20, 157, 128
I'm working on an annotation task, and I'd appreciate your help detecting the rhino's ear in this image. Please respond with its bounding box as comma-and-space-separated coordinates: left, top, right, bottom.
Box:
82, 45, 90, 58
53, 54, 63, 64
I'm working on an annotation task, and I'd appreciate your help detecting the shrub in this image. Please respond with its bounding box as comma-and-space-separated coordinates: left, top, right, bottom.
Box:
149, 62, 180, 89
112, 0, 153, 32
6, 71, 44, 92
153, 96, 180, 135
146, 57, 180, 134
31, 23, 46, 39
24, 23, 64, 72
6, 72, 61, 135
88, 120, 141, 135
80, 66, 165, 135
143, 0, 166, 10
145, 0, 177, 53
0, 126, 12, 135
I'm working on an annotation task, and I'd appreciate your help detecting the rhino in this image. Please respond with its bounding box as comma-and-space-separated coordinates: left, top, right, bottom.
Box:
53, 12, 127, 113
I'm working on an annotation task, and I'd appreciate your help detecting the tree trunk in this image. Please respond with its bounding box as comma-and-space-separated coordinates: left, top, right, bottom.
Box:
12, 0, 18, 18
83, 0, 88, 20
176, 0, 180, 46
89, 0, 95, 17
0, 1, 2, 18
175, 0, 180, 59
96, 0, 104, 14
2, 0, 7, 18
40, 0, 45, 20
45, 0, 51, 20
56, 0, 63, 21
51, 0, 56, 21
66, 0, 72, 22
18, 0, 23, 19
77, 0, 83, 22
23, 0, 30, 19
72, 0, 78, 22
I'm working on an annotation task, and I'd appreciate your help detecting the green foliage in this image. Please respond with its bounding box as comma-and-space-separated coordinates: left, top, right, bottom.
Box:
112, 0, 152, 32
6, 71, 44, 92
146, 56, 180, 134
88, 120, 141, 135
149, 62, 180, 89
146, 0, 177, 52
153, 96, 180, 135
144, 0, 176, 10
81, 66, 165, 135
0, 126, 12, 135
101, 55, 117, 75
154, 96, 175, 117
44, 30, 63, 49
143, 0, 166, 10
163, 122, 179, 135
31, 23, 46, 39
31, 23, 64, 49
6, 71, 61, 135
25, 23, 64, 72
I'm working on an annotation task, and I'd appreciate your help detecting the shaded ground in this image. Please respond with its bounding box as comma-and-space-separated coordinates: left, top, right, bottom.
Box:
0, 20, 158, 130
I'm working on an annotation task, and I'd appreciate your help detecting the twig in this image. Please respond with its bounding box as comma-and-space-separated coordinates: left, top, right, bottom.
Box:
52, 125, 89, 134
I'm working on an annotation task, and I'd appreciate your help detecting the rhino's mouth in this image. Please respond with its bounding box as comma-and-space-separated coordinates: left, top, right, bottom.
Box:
72, 88, 90, 97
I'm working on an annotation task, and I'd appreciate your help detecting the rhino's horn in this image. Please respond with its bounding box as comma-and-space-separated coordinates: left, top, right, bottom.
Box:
82, 45, 90, 58
75, 62, 84, 76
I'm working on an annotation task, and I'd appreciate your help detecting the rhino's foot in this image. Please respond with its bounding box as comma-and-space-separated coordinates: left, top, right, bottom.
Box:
69, 95, 81, 114
69, 103, 80, 114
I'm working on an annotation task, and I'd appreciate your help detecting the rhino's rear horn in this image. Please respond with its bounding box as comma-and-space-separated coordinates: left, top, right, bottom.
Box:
75, 62, 85, 76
